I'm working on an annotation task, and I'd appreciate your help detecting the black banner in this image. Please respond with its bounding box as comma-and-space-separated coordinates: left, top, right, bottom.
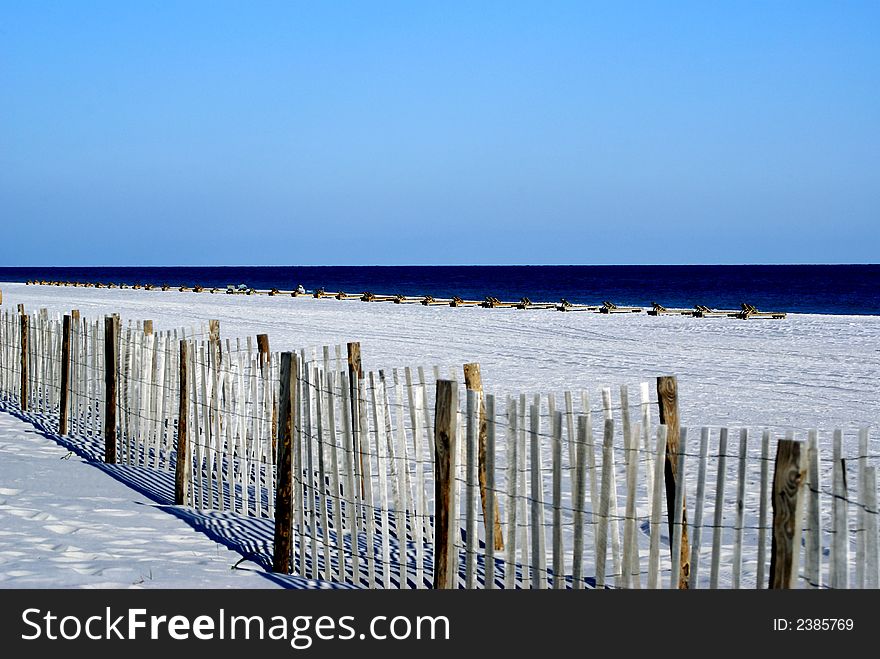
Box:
0, 589, 872, 657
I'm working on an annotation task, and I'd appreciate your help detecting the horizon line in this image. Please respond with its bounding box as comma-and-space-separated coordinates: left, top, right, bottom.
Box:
1, 262, 878, 269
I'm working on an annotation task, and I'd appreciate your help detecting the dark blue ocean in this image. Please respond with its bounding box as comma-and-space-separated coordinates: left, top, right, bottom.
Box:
1, 265, 878, 315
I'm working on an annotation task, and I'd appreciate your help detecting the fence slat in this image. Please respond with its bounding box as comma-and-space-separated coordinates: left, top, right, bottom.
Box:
551, 409, 564, 589
689, 427, 710, 588
504, 397, 518, 590
572, 416, 588, 590
391, 370, 411, 589
316, 366, 332, 582
517, 393, 529, 589
341, 370, 360, 585
404, 367, 425, 588
757, 430, 772, 589
601, 388, 622, 582
20, 314, 28, 411
326, 370, 345, 585
623, 421, 642, 588
831, 430, 849, 589
856, 427, 869, 589
864, 466, 878, 589
529, 403, 547, 589
732, 428, 748, 589
647, 425, 668, 589
670, 428, 688, 589
369, 372, 392, 589
709, 428, 728, 589
596, 417, 614, 588
465, 389, 479, 589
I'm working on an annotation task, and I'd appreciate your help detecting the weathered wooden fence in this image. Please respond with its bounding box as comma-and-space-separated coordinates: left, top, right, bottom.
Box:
0, 306, 877, 589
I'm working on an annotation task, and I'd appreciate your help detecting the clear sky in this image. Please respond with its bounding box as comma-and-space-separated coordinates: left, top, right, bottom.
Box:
1, 1, 877, 266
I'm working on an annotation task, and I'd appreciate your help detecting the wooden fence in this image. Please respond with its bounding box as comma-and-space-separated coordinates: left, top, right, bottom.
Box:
0, 306, 877, 589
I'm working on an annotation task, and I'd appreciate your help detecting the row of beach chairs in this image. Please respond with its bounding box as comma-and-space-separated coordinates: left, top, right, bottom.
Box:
24, 281, 786, 319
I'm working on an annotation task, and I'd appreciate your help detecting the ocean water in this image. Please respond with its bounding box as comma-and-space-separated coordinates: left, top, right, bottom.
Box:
1, 264, 878, 315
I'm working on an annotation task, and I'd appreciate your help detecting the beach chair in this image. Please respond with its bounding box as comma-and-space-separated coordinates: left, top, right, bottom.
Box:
361, 291, 376, 302
694, 304, 734, 318
268, 288, 280, 296
517, 297, 555, 310
648, 302, 667, 316
226, 285, 235, 294
420, 295, 448, 306
736, 302, 786, 320
601, 300, 642, 314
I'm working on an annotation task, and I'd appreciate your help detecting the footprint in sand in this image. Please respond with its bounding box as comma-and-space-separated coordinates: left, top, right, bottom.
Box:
92, 509, 137, 517
5, 508, 40, 518
107, 538, 150, 546
70, 565, 103, 576
29, 511, 58, 522
44, 524, 79, 534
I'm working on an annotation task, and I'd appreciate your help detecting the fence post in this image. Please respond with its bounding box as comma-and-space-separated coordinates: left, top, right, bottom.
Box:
208, 319, 220, 365
17, 303, 25, 315
273, 351, 297, 574
19, 314, 28, 411
256, 333, 270, 373
433, 379, 459, 589
657, 375, 690, 588
143, 320, 153, 336
769, 439, 807, 589
175, 340, 189, 506
347, 342, 365, 495
103, 315, 119, 464
59, 315, 72, 434
463, 363, 503, 550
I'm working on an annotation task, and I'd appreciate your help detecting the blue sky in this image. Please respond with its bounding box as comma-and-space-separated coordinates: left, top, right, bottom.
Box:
1, 1, 877, 265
